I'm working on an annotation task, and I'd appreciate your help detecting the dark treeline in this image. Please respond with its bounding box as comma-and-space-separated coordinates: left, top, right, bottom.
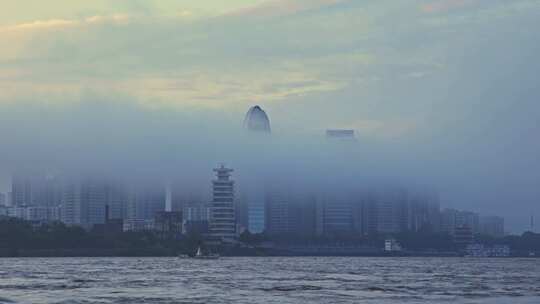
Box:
1, 218, 539, 257
0, 218, 203, 257
242, 230, 540, 253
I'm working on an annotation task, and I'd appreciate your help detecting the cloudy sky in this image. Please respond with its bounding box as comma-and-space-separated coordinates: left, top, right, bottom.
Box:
1, 0, 540, 232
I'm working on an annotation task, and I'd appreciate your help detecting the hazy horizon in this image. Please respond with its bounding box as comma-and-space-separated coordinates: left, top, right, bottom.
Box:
1, 0, 539, 233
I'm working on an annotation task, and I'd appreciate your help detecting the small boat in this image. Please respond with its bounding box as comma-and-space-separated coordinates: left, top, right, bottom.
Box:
193, 246, 220, 260
178, 254, 190, 259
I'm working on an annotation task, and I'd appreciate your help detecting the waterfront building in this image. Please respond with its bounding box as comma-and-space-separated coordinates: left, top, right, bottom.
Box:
123, 218, 155, 232
453, 225, 474, 246
465, 244, 510, 257
209, 165, 237, 242
154, 211, 183, 237
5, 205, 60, 222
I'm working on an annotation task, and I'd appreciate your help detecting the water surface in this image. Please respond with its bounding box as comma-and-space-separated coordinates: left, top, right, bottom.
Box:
0, 257, 539, 303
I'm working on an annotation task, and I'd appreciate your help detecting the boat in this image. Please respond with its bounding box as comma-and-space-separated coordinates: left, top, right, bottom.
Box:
193, 246, 220, 260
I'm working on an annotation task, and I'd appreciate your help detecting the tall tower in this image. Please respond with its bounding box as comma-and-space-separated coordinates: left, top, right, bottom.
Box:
244, 105, 271, 133
209, 165, 236, 242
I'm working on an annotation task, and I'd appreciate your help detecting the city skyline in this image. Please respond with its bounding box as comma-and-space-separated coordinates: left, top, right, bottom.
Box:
1, 1, 540, 233
0, 105, 531, 235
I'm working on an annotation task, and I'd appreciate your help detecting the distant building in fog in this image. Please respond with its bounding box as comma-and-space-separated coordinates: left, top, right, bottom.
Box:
244, 105, 271, 133
440, 209, 480, 235
242, 105, 271, 233
326, 129, 355, 140
316, 194, 355, 235
126, 184, 166, 222
209, 165, 236, 242
0, 193, 5, 206
480, 216, 505, 238
61, 180, 108, 229
11, 174, 62, 207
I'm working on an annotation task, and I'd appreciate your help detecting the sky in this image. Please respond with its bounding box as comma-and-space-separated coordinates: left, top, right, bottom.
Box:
1, 0, 539, 232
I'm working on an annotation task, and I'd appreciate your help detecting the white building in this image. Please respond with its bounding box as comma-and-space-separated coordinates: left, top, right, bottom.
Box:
209, 165, 236, 242
4, 205, 60, 222
123, 218, 155, 232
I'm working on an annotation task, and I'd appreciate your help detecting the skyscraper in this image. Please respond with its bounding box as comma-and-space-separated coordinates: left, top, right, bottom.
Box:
242, 105, 271, 233
243, 105, 271, 133
209, 165, 236, 242
61, 179, 107, 229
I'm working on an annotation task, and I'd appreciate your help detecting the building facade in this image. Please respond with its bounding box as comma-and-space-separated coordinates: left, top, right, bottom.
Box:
209, 165, 236, 242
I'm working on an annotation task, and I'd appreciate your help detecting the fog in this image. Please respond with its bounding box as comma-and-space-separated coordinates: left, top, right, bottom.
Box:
1, 0, 540, 233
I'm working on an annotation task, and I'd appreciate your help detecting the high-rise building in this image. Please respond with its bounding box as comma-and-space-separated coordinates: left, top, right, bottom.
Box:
359, 188, 408, 235
6, 192, 12, 207
247, 196, 266, 234
11, 174, 61, 207
105, 182, 128, 221
354, 188, 437, 236
407, 192, 440, 233
0, 193, 5, 206
316, 194, 355, 236
480, 216, 505, 238
11, 175, 33, 206
209, 165, 236, 242
61, 180, 107, 229
266, 189, 293, 235
244, 105, 271, 133
126, 184, 166, 221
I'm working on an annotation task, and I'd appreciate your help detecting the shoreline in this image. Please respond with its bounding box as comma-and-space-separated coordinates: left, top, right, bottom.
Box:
0, 250, 536, 258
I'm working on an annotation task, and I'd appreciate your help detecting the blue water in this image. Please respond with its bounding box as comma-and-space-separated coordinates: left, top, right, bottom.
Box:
0, 257, 539, 303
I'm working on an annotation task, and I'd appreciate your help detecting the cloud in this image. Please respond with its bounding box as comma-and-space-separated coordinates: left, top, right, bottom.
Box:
0, 14, 132, 34
421, 0, 478, 14
224, 0, 348, 18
